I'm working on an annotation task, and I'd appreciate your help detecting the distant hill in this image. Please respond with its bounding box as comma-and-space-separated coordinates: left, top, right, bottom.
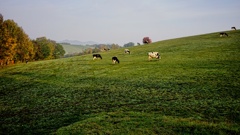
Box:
60, 43, 89, 55
60, 42, 120, 55
58, 40, 98, 45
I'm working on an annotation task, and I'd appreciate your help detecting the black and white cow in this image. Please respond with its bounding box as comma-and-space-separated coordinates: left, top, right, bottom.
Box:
219, 32, 228, 37
112, 56, 120, 64
148, 52, 160, 61
124, 49, 130, 54
231, 27, 236, 30
93, 54, 102, 60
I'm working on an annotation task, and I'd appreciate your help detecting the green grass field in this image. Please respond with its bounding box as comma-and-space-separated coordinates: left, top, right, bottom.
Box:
60, 43, 88, 55
1, 30, 240, 134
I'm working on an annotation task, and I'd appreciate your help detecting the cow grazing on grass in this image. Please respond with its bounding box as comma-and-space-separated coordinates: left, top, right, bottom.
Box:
104, 48, 110, 51
219, 32, 228, 37
124, 49, 130, 54
112, 56, 119, 64
93, 54, 102, 60
148, 52, 160, 61
231, 27, 236, 30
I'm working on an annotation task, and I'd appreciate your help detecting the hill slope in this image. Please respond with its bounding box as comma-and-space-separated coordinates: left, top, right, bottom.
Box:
60, 43, 88, 55
1, 30, 240, 134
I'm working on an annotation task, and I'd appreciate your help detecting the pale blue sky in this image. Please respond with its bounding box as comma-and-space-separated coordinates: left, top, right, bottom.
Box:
1, 0, 239, 45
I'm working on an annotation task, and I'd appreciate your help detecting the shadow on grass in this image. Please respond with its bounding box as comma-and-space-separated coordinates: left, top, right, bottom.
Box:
1, 72, 239, 134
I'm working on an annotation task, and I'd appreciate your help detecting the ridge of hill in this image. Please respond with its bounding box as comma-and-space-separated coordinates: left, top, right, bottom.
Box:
58, 40, 98, 45
1, 30, 240, 134
60, 43, 88, 55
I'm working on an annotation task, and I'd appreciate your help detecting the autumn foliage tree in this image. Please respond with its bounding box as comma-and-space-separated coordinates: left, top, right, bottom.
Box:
14, 24, 35, 62
0, 13, 65, 66
143, 37, 152, 44
0, 14, 35, 65
0, 18, 18, 65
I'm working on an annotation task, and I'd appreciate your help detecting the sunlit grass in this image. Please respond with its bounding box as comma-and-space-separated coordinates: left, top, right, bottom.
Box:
1, 30, 240, 134
57, 112, 239, 135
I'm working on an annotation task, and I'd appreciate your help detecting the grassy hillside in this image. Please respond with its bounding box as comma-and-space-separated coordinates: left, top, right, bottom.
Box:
60, 44, 88, 55
1, 30, 240, 134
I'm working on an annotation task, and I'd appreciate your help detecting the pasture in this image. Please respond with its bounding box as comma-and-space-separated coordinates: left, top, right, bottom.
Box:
1, 30, 240, 134
60, 43, 88, 55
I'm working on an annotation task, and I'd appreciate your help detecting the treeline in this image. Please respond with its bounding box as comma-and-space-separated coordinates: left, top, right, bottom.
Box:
63, 42, 137, 58
64, 43, 122, 58
0, 14, 65, 66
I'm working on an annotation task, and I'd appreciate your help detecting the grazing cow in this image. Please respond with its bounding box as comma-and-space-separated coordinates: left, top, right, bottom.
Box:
93, 54, 102, 60
112, 56, 120, 64
124, 49, 130, 54
148, 52, 160, 61
104, 48, 110, 51
219, 32, 228, 37
231, 27, 236, 30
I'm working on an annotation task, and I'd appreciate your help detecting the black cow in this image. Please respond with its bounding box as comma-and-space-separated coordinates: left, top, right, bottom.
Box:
231, 27, 236, 30
93, 54, 102, 60
104, 48, 110, 51
219, 32, 228, 37
112, 56, 119, 64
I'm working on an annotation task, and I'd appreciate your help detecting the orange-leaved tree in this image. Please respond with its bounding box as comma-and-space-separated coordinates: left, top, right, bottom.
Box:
142, 37, 152, 44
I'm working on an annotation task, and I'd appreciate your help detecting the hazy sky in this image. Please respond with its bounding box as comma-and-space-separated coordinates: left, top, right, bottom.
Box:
1, 0, 239, 45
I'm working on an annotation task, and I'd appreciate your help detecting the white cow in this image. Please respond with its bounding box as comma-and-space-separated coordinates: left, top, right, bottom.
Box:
148, 52, 161, 61
124, 49, 130, 54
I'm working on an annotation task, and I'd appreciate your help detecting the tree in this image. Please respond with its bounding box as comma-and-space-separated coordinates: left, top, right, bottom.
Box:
0, 15, 34, 64
0, 19, 18, 64
53, 43, 65, 59
34, 37, 53, 60
14, 26, 34, 62
32, 40, 43, 60
92, 47, 100, 53
110, 44, 120, 49
0, 14, 64, 65
33, 37, 66, 60
99, 44, 107, 51
0, 14, 3, 24
124, 42, 134, 47
143, 37, 152, 44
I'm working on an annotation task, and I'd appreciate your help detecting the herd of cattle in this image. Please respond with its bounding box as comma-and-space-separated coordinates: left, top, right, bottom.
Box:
93, 48, 161, 64
219, 26, 237, 37
1, 27, 237, 67
93, 26, 237, 64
